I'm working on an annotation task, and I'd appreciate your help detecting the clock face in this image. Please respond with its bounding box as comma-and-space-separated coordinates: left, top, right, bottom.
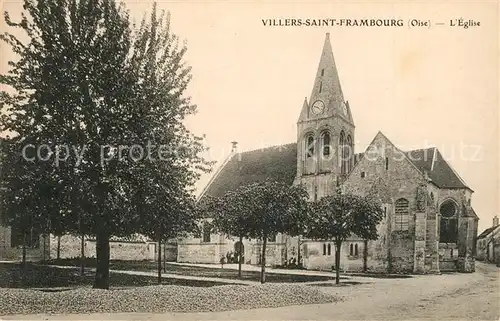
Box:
341, 102, 348, 115
311, 100, 325, 115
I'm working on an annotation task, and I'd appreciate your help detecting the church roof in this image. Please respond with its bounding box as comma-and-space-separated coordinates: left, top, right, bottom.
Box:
200, 143, 363, 199
404, 148, 471, 190
200, 141, 471, 200
201, 143, 298, 198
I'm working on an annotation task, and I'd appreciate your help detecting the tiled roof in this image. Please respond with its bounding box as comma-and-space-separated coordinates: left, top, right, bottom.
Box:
404, 148, 470, 190
201, 143, 298, 198
200, 140, 470, 200
478, 225, 500, 239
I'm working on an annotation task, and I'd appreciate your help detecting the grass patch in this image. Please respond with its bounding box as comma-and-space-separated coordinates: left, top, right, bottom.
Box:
0, 263, 231, 289
47, 258, 338, 283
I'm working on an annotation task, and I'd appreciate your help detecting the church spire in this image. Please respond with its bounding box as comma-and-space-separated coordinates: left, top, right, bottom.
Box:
310, 32, 344, 105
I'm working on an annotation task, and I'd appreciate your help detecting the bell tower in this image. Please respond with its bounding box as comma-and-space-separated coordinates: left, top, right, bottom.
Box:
294, 33, 355, 200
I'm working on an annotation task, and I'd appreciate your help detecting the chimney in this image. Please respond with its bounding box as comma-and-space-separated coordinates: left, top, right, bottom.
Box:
231, 141, 238, 153
493, 215, 499, 227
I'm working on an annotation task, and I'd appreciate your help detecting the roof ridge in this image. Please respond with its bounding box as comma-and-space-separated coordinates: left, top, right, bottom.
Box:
434, 148, 472, 192
238, 142, 295, 155
404, 147, 435, 153
348, 131, 429, 182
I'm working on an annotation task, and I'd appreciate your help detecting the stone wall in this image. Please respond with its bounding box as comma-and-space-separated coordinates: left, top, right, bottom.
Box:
302, 240, 365, 272
49, 234, 171, 261
476, 238, 487, 260
343, 133, 427, 274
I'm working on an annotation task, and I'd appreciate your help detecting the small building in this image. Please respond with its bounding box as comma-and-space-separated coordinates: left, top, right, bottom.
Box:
476, 216, 500, 265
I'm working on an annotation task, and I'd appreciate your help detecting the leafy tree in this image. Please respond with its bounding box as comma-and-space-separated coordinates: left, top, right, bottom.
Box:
0, 0, 211, 289
127, 4, 211, 285
203, 190, 253, 278
231, 181, 309, 283
306, 190, 383, 284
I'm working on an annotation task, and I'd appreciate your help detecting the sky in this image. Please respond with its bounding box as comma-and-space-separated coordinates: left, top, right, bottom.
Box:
0, 0, 498, 232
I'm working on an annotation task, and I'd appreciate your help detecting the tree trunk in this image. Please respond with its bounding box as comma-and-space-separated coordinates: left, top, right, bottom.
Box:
22, 231, 27, 279
163, 240, 166, 273
80, 233, 85, 276
297, 235, 301, 267
56, 235, 61, 260
335, 240, 342, 285
260, 236, 268, 284
238, 235, 243, 278
363, 239, 368, 273
93, 231, 110, 289
157, 238, 162, 285
42, 233, 46, 263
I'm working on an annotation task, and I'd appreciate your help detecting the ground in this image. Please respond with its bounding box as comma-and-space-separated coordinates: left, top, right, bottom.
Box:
3, 262, 498, 320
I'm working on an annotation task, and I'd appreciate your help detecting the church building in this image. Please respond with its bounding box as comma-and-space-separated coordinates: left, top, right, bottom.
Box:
177, 33, 478, 274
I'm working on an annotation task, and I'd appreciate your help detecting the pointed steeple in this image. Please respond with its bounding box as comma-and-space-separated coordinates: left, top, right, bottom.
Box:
310, 33, 344, 105
297, 33, 352, 124
297, 97, 309, 122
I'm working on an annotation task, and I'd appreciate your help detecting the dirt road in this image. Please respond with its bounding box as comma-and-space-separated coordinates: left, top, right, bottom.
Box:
5, 262, 499, 321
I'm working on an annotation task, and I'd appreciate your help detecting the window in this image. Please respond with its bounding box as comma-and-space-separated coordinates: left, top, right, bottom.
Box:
361, 172, 365, 178
394, 198, 410, 231
349, 243, 354, 256
439, 200, 458, 243
319, 82, 322, 93
202, 224, 211, 243
323, 243, 327, 255
306, 135, 315, 158
383, 206, 387, 218
10, 226, 40, 249
322, 132, 331, 156
321, 68, 324, 76
385, 157, 389, 170
354, 244, 359, 256
327, 244, 331, 255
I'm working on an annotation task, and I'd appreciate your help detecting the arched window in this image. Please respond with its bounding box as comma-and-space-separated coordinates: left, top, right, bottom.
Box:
394, 198, 410, 231
327, 244, 331, 255
323, 243, 327, 255
322, 131, 331, 157
440, 200, 458, 243
349, 243, 354, 256
339, 131, 346, 174
354, 244, 359, 256
306, 134, 315, 158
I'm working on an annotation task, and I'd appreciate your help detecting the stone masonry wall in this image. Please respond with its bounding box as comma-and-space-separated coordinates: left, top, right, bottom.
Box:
49, 234, 173, 261
343, 133, 428, 273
